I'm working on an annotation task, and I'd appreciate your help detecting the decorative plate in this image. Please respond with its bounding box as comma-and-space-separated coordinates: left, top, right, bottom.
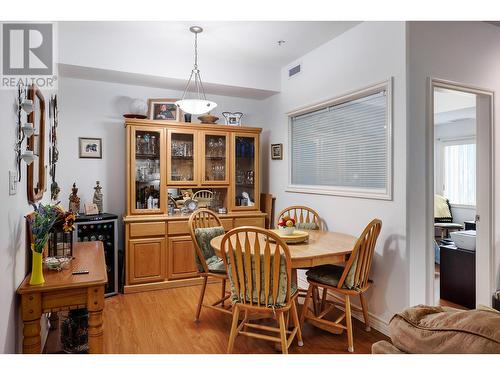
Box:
184, 198, 198, 212
269, 229, 309, 244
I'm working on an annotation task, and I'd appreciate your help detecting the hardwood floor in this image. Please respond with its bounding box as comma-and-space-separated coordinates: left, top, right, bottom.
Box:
100, 284, 388, 354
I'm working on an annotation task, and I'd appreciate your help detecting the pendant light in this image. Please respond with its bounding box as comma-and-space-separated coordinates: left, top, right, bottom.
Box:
176, 26, 217, 115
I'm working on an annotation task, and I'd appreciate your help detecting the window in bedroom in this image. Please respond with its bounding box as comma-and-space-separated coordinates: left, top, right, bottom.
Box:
288, 80, 392, 200
442, 140, 476, 206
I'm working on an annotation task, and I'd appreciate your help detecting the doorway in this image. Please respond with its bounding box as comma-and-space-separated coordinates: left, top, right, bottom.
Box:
428, 79, 494, 309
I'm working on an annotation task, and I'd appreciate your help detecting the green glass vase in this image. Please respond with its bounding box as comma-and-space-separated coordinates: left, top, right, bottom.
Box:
29, 249, 45, 285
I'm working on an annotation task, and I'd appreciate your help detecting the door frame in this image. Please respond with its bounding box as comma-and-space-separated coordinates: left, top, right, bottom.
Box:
426, 77, 495, 307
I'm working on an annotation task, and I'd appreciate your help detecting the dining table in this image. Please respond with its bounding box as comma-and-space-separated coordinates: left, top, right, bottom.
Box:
210, 229, 358, 269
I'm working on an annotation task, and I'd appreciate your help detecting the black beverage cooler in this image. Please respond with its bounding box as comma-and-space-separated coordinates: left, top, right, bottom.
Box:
73, 213, 119, 296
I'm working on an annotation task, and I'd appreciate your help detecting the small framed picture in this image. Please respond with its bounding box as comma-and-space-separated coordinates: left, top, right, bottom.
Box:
147, 98, 181, 121
222, 112, 243, 126
271, 144, 283, 160
79, 137, 102, 159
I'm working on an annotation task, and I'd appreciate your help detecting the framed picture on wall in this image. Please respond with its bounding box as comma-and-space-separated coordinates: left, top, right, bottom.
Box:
271, 144, 283, 160
147, 98, 181, 121
79, 137, 102, 159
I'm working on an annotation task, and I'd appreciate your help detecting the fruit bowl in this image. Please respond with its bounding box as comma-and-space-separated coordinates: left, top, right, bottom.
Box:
278, 226, 295, 236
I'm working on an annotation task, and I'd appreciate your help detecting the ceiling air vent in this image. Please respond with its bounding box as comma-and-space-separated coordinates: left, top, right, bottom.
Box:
288, 64, 301, 78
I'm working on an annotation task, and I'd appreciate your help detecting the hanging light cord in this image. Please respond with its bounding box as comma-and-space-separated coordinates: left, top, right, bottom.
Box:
180, 30, 207, 101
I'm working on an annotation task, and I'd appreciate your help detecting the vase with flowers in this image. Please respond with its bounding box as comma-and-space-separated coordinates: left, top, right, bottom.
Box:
27, 203, 76, 285
277, 215, 296, 236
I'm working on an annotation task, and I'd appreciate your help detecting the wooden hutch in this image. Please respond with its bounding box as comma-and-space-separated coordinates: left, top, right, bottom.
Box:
124, 119, 266, 293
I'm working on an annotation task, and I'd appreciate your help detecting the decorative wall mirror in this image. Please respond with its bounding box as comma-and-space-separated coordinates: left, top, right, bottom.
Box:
27, 84, 46, 204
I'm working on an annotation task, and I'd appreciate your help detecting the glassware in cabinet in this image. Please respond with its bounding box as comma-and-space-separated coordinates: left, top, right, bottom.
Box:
202, 132, 228, 184
132, 128, 165, 213
233, 134, 258, 209
168, 130, 197, 185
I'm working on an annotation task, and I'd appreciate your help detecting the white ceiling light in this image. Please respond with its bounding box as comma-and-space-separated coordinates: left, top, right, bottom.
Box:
176, 26, 217, 115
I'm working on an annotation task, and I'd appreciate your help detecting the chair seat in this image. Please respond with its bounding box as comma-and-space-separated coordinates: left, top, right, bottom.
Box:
207, 256, 227, 274
306, 264, 346, 288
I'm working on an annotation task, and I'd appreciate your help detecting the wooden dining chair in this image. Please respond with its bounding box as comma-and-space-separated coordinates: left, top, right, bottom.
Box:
277, 205, 323, 312
277, 205, 322, 230
300, 219, 382, 352
188, 209, 231, 321
220, 227, 303, 354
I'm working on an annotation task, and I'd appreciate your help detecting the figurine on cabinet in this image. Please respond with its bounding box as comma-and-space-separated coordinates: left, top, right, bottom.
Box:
93, 181, 103, 213
68, 183, 81, 214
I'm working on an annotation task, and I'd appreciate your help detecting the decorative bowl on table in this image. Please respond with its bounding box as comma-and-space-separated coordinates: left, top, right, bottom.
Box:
277, 216, 296, 235
270, 229, 309, 244
279, 226, 295, 236
44, 256, 71, 271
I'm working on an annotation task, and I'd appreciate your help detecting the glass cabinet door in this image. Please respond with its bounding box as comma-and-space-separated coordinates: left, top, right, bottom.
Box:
233, 134, 259, 209
132, 127, 165, 214
202, 132, 229, 185
167, 130, 197, 185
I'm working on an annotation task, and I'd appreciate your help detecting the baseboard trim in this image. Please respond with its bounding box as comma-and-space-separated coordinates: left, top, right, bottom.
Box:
297, 275, 390, 337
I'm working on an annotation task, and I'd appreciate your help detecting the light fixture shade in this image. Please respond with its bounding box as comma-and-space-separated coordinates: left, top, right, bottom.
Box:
21, 99, 33, 114
21, 150, 35, 165
22, 122, 34, 137
176, 99, 217, 116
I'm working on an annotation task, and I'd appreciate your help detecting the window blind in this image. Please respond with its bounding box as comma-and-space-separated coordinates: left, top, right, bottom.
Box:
290, 89, 389, 197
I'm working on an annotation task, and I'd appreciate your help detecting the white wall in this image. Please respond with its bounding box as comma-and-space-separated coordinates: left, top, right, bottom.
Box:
57, 77, 268, 251
260, 22, 408, 326
408, 21, 500, 305
0, 86, 53, 353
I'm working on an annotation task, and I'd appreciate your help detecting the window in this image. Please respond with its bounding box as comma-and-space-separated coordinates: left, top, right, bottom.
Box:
288, 80, 392, 200
443, 141, 476, 206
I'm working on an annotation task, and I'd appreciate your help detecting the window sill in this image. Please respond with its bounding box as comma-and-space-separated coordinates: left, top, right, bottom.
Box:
286, 185, 392, 201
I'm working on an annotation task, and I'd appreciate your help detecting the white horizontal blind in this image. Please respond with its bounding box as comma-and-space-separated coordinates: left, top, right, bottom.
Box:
290, 89, 389, 196
443, 142, 476, 206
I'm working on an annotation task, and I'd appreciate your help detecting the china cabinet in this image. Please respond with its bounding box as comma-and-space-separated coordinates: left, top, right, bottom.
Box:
124, 119, 265, 293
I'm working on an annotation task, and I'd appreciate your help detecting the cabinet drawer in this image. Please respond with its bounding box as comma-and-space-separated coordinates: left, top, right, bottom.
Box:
129, 222, 166, 238
168, 220, 189, 235
234, 217, 265, 228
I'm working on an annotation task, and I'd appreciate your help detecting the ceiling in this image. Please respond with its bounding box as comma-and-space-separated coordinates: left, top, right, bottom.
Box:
67, 21, 360, 69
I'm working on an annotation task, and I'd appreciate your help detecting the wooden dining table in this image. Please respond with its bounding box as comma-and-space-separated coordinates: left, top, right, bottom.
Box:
17, 241, 107, 354
210, 229, 358, 269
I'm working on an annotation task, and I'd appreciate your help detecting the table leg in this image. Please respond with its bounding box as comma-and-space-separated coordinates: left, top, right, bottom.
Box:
88, 310, 103, 354
21, 293, 42, 354
23, 318, 41, 353
87, 285, 105, 354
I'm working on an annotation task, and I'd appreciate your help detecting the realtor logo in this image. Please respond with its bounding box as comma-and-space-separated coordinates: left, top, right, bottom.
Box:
1, 23, 56, 88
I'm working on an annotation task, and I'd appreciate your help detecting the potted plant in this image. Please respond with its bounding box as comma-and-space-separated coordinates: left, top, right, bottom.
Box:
278, 215, 296, 235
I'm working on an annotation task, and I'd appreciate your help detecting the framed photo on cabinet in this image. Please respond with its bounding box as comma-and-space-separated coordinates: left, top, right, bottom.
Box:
147, 98, 181, 121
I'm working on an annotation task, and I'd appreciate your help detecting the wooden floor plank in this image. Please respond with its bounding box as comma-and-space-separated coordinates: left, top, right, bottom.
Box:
99, 284, 388, 354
